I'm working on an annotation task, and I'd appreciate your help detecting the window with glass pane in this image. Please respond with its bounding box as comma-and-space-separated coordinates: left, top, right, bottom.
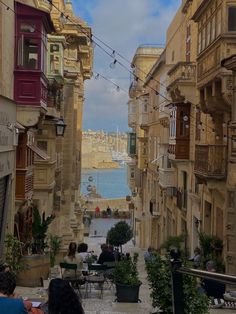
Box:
49, 43, 62, 75
20, 23, 36, 33
228, 7, 236, 31
41, 27, 47, 73
206, 21, 211, 46
198, 31, 202, 53
211, 15, 216, 41
18, 37, 39, 69
202, 27, 206, 50
216, 9, 221, 36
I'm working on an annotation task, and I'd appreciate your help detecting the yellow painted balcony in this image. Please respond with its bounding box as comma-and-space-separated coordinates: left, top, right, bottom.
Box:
194, 144, 227, 179
167, 62, 196, 89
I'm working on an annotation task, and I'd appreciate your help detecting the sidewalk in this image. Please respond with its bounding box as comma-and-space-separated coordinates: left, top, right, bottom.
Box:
16, 236, 235, 313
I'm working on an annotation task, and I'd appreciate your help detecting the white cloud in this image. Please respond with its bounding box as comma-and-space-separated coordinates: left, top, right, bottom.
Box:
80, 0, 181, 131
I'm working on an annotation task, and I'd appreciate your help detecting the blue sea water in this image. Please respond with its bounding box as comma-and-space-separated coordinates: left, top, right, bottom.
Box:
81, 165, 131, 199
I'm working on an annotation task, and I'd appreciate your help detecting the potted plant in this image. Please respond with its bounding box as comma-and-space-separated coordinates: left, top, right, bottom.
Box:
106, 221, 133, 252
48, 234, 62, 267
113, 252, 141, 303
17, 206, 55, 287
31, 206, 55, 254
4, 234, 24, 274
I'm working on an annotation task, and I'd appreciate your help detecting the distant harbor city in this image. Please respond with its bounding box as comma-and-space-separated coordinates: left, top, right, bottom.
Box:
81, 130, 131, 200
81, 129, 131, 169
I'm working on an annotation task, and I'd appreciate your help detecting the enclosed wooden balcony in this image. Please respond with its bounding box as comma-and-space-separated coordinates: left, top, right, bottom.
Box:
127, 162, 136, 189
139, 112, 148, 128
138, 94, 149, 128
14, 71, 48, 108
167, 62, 196, 89
194, 144, 227, 179
159, 102, 169, 121
16, 169, 34, 200
128, 100, 137, 128
159, 168, 175, 188
169, 139, 190, 160
129, 80, 141, 98
128, 114, 137, 128
14, 2, 54, 109
127, 132, 136, 156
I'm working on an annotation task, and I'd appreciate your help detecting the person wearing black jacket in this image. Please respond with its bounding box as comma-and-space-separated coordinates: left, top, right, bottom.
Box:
97, 244, 115, 264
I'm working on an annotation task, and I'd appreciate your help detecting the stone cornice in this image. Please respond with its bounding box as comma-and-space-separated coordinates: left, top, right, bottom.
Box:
192, 0, 210, 22
221, 55, 236, 71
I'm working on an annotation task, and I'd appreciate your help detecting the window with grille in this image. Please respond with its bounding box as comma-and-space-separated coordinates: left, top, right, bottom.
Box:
228, 7, 236, 31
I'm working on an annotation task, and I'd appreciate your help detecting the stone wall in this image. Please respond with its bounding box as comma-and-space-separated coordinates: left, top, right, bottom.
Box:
85, 198, 129, 212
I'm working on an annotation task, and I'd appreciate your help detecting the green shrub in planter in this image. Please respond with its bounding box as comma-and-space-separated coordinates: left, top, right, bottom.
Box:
106, 221, 132, 252
113, 253, 141, 302
146, 254, 209, 314
113, 253, 139, 286
4, 234, 24, 274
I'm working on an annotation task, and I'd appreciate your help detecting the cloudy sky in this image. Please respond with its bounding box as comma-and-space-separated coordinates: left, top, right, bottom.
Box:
71, 0, 181, 132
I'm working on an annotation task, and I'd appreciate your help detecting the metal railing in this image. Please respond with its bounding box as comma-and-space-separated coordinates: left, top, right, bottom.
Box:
171, 259, 236, 314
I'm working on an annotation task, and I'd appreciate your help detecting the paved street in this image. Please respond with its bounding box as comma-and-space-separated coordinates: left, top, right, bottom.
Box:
16, 219, 235, 313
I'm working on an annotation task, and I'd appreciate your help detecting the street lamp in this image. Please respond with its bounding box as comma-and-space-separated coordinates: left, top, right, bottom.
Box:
55, 118, 66, 137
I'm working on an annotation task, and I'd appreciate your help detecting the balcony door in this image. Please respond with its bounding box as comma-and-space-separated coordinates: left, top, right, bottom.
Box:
216, 207, 223, 240
0, 176, 10, 256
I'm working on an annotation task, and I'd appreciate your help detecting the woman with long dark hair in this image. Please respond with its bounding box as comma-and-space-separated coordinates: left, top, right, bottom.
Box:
47, 278, 84, 314
63, 242, 83, 278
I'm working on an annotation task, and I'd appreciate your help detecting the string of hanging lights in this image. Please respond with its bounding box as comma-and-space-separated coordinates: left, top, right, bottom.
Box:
0, 0, 233, 142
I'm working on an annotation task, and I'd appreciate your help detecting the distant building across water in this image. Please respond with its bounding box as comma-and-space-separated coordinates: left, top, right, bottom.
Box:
82, 130, 130, 169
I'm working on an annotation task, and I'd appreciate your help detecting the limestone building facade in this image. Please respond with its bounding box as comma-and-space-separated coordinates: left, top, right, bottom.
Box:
49, 0, 93, 249
0, 0, 17, 256
0, 0, 93, 258
128, 0, 236, 275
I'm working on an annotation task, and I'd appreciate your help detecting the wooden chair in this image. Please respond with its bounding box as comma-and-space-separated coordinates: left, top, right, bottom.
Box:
59, 262, 85, 299
85, 264, 107, 298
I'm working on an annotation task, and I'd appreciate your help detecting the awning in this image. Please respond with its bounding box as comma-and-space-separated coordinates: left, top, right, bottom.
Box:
27, 144, 50, 160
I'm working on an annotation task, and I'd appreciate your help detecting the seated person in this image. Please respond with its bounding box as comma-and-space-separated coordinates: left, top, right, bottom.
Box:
202, 260, 225, 299
77, 242, 90, 262
42, 278, 84, 314
63, 242, 83, 279
0, 271, 27, 314
144, 247, 155, 263
189, 247, 201, 268
97, 244, 115, 264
